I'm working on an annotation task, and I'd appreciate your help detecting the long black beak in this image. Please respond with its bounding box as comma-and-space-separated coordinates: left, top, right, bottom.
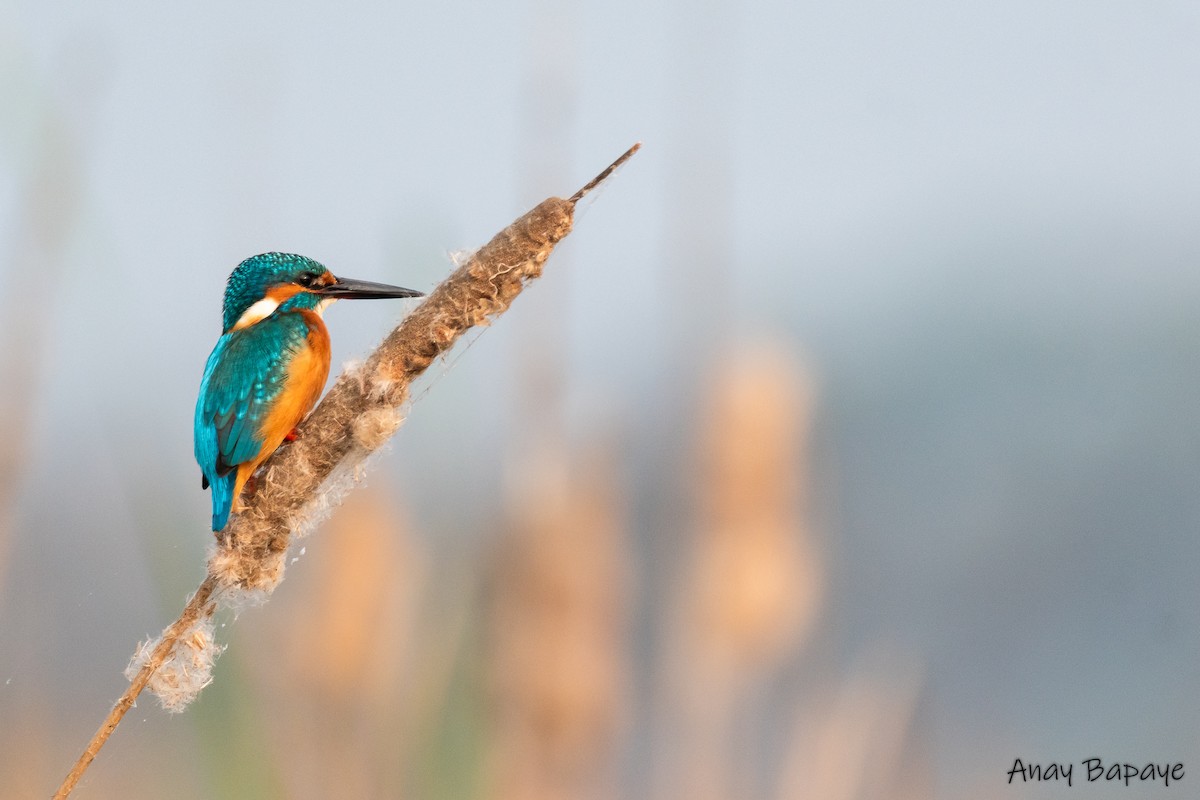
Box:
315, 276, 424, 300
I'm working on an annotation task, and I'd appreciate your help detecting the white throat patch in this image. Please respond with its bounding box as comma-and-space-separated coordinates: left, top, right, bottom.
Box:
232, 297, 281, 331
232, 294, 335, 330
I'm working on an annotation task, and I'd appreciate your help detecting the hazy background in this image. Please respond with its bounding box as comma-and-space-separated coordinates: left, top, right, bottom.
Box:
3, 2, 1200, 798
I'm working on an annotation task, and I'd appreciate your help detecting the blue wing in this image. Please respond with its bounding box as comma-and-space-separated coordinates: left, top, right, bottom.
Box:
194, 317, 306, 530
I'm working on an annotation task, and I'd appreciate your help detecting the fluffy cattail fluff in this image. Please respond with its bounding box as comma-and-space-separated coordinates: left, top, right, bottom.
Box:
124, 615, 224, 713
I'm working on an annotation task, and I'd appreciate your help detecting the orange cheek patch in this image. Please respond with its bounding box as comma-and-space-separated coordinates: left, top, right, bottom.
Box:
266, 284, 305, 303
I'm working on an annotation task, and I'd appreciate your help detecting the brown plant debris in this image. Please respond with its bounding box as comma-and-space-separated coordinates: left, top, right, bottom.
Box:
52, 142, 641, 800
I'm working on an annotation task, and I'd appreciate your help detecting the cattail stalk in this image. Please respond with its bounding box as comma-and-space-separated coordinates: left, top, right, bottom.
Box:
52, 143, 641, 800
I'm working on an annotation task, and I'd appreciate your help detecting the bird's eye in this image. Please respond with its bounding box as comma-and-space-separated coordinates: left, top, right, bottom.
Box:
296, 272, 318, 287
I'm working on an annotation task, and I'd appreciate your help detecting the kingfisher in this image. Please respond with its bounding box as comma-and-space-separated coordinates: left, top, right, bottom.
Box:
195, 252, 422, 531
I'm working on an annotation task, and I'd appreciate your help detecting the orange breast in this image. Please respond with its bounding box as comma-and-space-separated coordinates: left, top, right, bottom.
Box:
231, 311, 331, 511
258, 310, 331, 452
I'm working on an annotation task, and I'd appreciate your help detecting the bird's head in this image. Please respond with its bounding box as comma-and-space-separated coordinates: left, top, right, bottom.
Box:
222, 252, 423, 333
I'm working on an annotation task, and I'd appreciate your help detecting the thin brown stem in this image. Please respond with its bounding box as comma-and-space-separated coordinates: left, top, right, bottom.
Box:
570, 142, 641, 203
53, 578, 218, 799
52, 143, 640, 798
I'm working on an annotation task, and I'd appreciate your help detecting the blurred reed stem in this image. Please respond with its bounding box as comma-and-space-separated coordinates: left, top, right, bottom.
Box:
0, 84, 80, 609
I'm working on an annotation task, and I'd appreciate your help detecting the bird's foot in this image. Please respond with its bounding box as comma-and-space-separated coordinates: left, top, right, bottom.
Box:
284, 427, 299, 443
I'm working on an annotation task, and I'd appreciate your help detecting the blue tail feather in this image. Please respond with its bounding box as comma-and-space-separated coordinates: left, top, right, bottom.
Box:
210, 470, 236, 531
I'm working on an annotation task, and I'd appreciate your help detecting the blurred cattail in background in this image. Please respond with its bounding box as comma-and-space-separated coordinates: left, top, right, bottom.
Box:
484, 445, 630, 800
658, 343, 823, 800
